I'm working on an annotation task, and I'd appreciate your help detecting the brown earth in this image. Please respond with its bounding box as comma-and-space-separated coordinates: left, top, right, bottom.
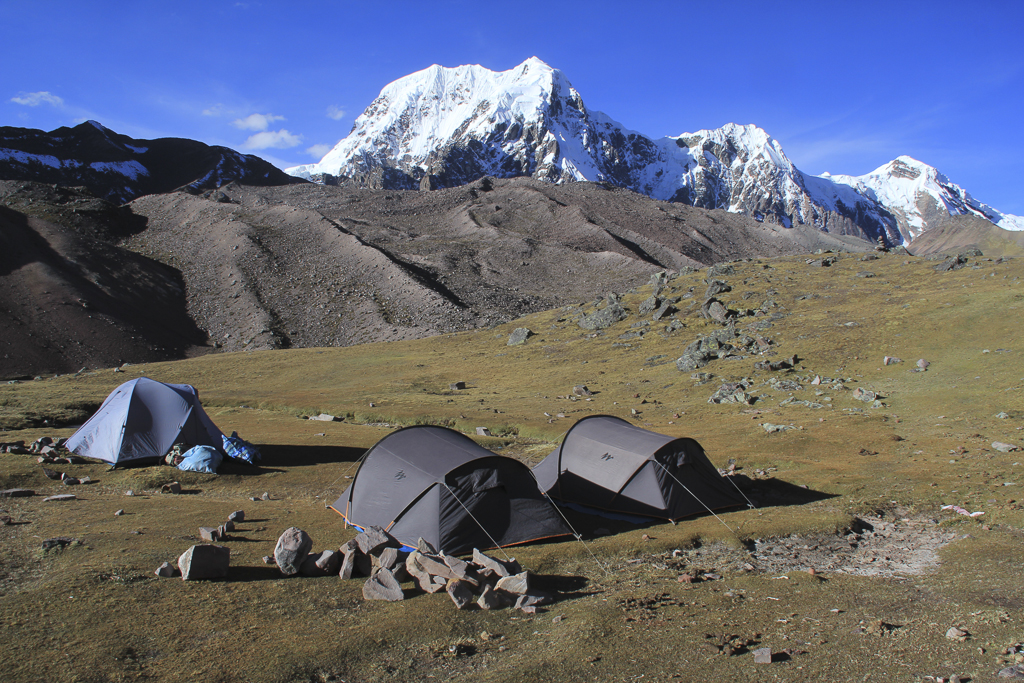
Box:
1, 251, 1023, 682
1, 176, 873, 378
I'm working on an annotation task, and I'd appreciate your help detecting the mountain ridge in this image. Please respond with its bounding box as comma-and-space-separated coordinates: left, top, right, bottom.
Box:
289, 58, 1023, 245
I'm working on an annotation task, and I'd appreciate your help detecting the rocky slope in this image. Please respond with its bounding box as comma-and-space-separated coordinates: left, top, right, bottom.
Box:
289, 59, 1022, 246
123, 177, 870, 356
0, 181, 207, 378
0, 120, 304, 204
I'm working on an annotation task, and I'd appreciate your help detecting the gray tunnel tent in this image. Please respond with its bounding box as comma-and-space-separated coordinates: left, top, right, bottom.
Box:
532, 414, 745, 520
330, 425, 571, 555
66, 377, 224, 465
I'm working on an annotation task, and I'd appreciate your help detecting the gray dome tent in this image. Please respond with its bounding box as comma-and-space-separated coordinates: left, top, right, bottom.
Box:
330, 425, 571, 555
67, 377, 224, 465
532, 415, 744, 520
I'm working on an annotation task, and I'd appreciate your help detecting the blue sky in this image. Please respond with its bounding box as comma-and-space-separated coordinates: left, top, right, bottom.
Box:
3, 1, 1022, 214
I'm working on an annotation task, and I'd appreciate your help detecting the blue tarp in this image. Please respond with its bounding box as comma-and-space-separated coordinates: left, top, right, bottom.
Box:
178, 445, 223, 474
222, 432, 261, 464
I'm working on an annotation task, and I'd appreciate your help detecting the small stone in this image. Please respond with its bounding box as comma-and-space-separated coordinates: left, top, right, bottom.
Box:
228, 510, 245, 522
114, 509, 125, 516
946, 626, 969, 641
262, 555, 275, 565
308, 413, 339, 422
363, 568, 404, 601
476, 427, 492, 436
449, 381, 466, 390
917, 359, 930, 369
260, 492, 270, 500
155, 561, 177, 578
573, 385, 593, 397
993, 442, 1020, 453
753, 647, 772, 664
998, 664, 1024, 678
161, 482, 182, 494
125, 490, 134, 496
416, 537, 437, 555
514, 589, 554, 609
42, 468, 61, 480
178, 545, 230, 581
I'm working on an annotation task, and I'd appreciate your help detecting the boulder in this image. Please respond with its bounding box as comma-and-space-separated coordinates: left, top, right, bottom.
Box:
308, 413, 340, 422
507, 328, 532, 345
476, 427, 492, 437
374, 547, 400, 571
406, 551, 445, 593
274, 527, 313, 575
178, 545, 230, 581
354, 525, 395, 555
477, 584, 502, 610
449, 381, 467, 390
228, 510, 245, 522
446, 579, 475, 609
578, 302, 627, 330
161, 482, 182, 494
362, 568, 404, 601
199, 527, 221, 542
572, 385, 593, 397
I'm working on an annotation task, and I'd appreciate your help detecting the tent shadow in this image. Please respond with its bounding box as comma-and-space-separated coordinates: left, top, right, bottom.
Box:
740, 476, 837, 509
253, 444, 367, 468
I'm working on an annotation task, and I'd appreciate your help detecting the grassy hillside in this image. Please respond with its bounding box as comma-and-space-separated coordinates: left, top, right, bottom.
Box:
1, 251, 1022, 682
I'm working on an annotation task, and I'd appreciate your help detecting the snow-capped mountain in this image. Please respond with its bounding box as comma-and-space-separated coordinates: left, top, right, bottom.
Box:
0, 120, 302, 203
289, 58, 1022, 245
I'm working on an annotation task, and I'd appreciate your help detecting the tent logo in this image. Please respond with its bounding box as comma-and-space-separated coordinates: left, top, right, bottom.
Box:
600, 453, 614, 461
394, 470, 406, 480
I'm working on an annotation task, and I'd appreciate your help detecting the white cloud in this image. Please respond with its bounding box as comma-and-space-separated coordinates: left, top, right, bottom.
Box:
10, 91, 64, 108
327, 105, 346, 121
202, 103, 227, 116
242, 129, 302, 150
306, 143, 331, 158
233, 112, 286, 131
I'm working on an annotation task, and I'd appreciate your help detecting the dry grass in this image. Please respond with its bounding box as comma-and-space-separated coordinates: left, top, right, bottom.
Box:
1, 252, 1023, 682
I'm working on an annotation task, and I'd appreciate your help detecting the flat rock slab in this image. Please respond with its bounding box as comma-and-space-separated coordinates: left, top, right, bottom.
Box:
477, 584, 502, 610
274, 527, 313, 575
43, 494, 77, 502
495, 571, 530, 595
993, 442, 1020, 453
363, 568, 404, 601
178, 545, 230, 580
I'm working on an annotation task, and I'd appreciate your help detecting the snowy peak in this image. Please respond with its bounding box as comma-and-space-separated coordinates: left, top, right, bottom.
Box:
288, 60, 1021, 242
827, 155, 1024, 237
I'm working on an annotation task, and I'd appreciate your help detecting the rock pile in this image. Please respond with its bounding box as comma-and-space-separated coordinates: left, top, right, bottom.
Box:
280, 525, 556, 612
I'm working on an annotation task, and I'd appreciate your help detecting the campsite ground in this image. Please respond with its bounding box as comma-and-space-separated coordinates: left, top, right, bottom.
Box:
2, 252, 1024, 682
